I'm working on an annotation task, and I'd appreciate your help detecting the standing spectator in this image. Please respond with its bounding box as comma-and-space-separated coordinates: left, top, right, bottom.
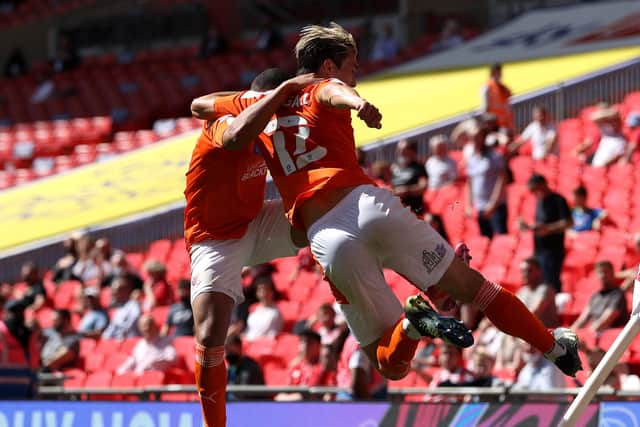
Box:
571, 186, 609, 233
116, 315, 177, 375
575, 105, 628, 167
18, 261, 47, 311
370, 24, 399, 60
519, 174, 572, 291
3, 47, 27, 78
336, 334, 387, 400
102, 277, 141, 339
225, 333, 264, 399
513, 342, 565, 392
425, 134, 458, 189
510, 106, 558, 160
101, 251, 144, 290
142, 259, 174, 310
465, 121, 508, 239
244, 276, 283, 340
162, 279, 194, 337
391, 139, 428, 215
481, 63, 514, 133
40, 309, 79, 371
572, 260, 629, 333
517, 257, 559, 328
77, 287, 109, 339
276, 329, 337, 401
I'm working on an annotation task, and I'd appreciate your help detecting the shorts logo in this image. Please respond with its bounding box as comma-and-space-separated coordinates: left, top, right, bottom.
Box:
423, 244, 446, 273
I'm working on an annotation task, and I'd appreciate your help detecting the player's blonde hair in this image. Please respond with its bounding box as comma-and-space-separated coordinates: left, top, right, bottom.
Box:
295, 22, 357, 73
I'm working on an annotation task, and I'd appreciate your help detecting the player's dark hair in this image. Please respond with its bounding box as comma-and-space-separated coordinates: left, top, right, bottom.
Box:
251, 68, 290, 91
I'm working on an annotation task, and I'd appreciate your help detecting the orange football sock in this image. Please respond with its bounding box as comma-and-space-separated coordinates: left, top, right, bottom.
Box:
195, 344, 227, 427
475, 280, 554, 353
376, 318, 420, 379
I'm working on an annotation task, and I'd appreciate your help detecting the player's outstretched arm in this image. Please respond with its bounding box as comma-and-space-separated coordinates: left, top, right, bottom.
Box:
222, 74, 322, 150
190, 91, 238, 120
316, 82, 382, 129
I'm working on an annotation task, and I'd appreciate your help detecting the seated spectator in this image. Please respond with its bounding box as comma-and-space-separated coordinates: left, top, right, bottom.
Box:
302, 303, 347, 348
571, 186, 609, 232
572, 260, 629, 333
72, 233, 112, 285
516, 257, 559, 328
199, 26, 228, 58
420, 342, 475, 392
391, 139, 428, 215
583, 347, 619, 390
244, 276, 283, 340
513, 342, 565, 392
17, 261, 47, 311
102, 277, 141, 339
100, 251, 144, 290
142, 259, 174, 310
116, 315, 176, 375
432, 19, 464, 52
162, 279, 193, 337
52, 233, 80, 283
336, 334, 387, 400
425, 135, 458, 189
41, 309, 79, 371
77, 287, 109, 339
575, 105, 628, 167
624, 112, 640, 161
225, 333, 264, 399
228, 265, 279, 336
369, 160, 393, 190
510, 105, 558, 160
3, 47, 27, 78
370, 24, 399, 60
276, 329, 337, 401
466, 347, 502, 388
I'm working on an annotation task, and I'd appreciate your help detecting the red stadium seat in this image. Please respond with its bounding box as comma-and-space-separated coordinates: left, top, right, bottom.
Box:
150, 306, 170, 326
274, 333, 299, 362
104, 352, 130, 373
95, 338, 123, 355
120, 337, 141, 354
63, 368, 87, 388
111, 371, 137, 388
84, 371, 112, 388
137, 370, 166, 387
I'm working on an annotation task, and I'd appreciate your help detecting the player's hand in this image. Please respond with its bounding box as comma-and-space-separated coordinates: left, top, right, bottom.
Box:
283, 73, 324, 94
356, 100, 382, 129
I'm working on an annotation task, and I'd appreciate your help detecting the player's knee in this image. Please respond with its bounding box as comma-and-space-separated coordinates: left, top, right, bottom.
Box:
194, 312, 227, 348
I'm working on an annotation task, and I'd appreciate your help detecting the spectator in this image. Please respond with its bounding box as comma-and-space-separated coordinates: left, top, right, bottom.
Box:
72, 233, 112, 285
575, 105, 628, 167
571, 186, 609, 233
336, 334, 387, 400
513, 342, 565, 392
199, 27, 228, 58
102, 277, 141, 339
228, 265, 279, 337
516, 257, 559, 328
276, 330, 337, 401
432, 19, 464, 52
0, 298, 36, 398
369, 160, 393, 190
142, 259, 174, 310
481, 63, 514, 133
304, 303, 346, 348
52, 233, 80, 283
162, 279, 194, 337
418, 342, 475, 402
255, 20, 283, 50
425, 135, 458, 189
77, 287, 109, 339
391, 139, 428, 215
510, 105, 558, 160
244, 276, 283, 340
116, 315, 177, 375
519, 174, 572, 291
225, 333, 264, 399
370, 24, 399, 61
3, 47, 27, 78
465, 120, 508, 239
624, 112, 640, 161
40, 309, 79, 371
100, 251, 143, 290
572, 260, 629, 333
18, 261, 47, 311
618, 233, 640, 290
467, 347, 502, 387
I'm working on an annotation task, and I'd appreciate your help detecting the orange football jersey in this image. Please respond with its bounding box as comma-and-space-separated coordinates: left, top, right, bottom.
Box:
183, 115, 268, 251
214, 80, 374, 228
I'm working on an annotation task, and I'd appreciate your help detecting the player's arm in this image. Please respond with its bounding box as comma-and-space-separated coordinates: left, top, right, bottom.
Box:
221, 74, 321, 150
190, 91, 238, 120
316, 82, 382, 129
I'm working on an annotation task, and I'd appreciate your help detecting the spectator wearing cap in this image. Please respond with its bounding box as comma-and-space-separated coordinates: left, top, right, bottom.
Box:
77, 287, 109, 338
425, 135, 458, 189
102, 277, 140, 339
161, 279, 194, 337
391, 139, 428, 215
41, 309, 79, 371
142, 259, 174, 310
465, 119, 508, 239
575, 104, 628, 167
519, 174, 572, 292
510, 105, 558, 160
116, 315, 176, 375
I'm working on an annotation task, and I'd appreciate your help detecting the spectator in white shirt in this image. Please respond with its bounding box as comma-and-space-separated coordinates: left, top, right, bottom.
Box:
244, 276, 283, 341
116, 314, 177, 375
510, 106, 558, 160
102, 277, 140, 339
513, 342, 566, 393
425, 134, 458, 189
575, 105, 628, 167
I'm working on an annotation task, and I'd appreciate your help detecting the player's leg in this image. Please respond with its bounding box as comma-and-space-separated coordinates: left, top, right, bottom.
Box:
190, 241, 246, 427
